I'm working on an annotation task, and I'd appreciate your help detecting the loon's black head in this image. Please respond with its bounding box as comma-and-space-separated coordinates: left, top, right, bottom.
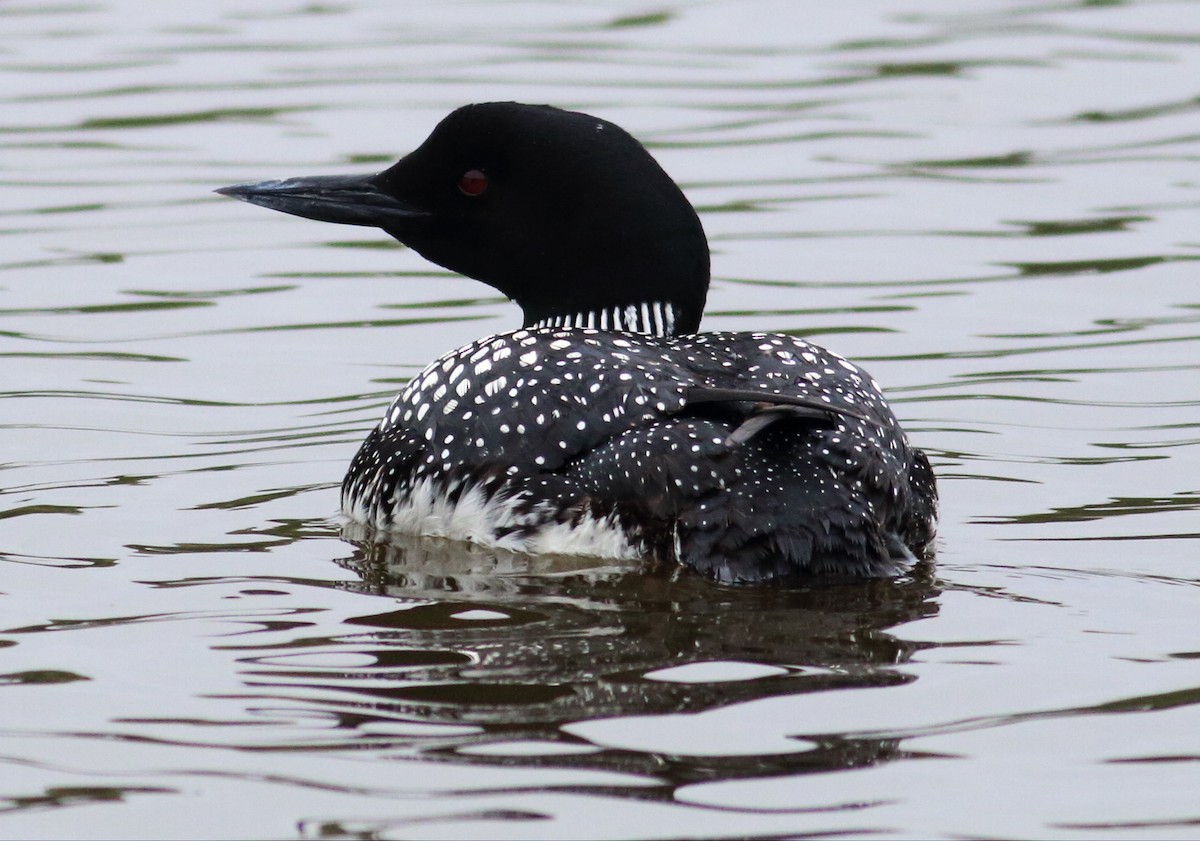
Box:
218, 102, 710, 334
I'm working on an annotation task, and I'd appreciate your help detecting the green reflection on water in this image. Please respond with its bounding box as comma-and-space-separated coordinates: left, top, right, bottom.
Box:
979, 491, 1200, 526
80, 106, 304, 130
0, 300, 211, 317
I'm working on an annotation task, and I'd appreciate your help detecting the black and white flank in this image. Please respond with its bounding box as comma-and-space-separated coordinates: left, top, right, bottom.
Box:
218, 102, 938, 583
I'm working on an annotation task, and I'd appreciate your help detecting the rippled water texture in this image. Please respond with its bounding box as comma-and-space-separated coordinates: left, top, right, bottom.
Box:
3, 1, 1200, 838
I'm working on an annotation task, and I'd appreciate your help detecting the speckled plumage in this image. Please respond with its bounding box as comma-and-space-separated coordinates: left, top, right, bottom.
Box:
341, 327, 936, 582
219, 101, 938, 583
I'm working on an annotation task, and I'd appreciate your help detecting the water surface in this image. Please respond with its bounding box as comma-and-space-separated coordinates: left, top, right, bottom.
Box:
3, 1, 1200, 838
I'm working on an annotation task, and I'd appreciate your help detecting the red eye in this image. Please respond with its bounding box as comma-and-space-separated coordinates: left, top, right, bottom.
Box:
458, 169, 488, 196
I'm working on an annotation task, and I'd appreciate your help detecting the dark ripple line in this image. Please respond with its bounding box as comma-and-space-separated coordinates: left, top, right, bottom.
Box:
0, 551, 115, 569
795, 683, 1200, 749
3, 607, 320, 635
0, 300, 212, 317
0, 105, 310, 135
897, 392, 1200, 410
1, 389, 306, 409
861, 330, 1200, 365
1004, 532, 1200, 543
0, 351, 184, 362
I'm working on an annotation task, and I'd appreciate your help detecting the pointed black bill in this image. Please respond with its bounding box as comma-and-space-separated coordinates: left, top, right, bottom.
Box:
215, 173, 427, 228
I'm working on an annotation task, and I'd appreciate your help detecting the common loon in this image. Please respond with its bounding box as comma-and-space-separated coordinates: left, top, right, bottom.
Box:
218, 102, 937, 583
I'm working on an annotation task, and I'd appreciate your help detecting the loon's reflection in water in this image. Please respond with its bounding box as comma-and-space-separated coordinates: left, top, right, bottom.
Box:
255, 529, 945, 784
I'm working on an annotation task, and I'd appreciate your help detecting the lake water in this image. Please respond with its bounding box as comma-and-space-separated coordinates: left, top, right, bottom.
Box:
3, 1, 1199, 838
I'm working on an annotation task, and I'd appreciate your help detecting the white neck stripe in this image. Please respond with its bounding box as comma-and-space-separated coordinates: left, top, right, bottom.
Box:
532, 301, 678, 336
